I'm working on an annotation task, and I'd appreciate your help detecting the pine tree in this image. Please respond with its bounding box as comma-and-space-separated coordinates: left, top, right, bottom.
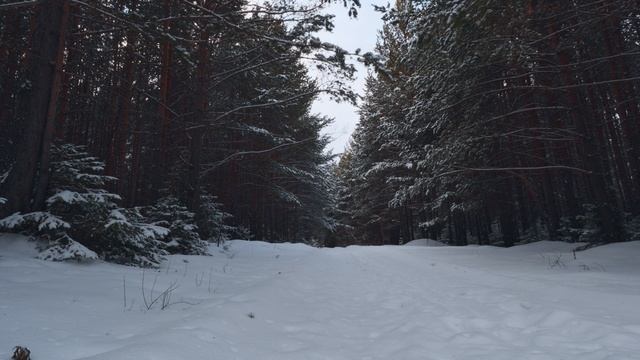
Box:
336, 0, 640, 246
1, 0, 358, 257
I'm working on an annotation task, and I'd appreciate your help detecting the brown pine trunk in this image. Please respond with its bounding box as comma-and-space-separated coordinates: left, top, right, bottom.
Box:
1, 0, 69, 215
106, 3, 137, 196
549, 2, 622, 242
151, 0, 174, 200
600, 10, 640, 212
0, 11, 21, 131
103, 0, 125, 172
33, 0, 71, 210
127, 116, 143, 206
53, 6, 78, 141
499, 180, 519, 247
187, 1, 211, 210
517, 59, 561, 238
115, 36, 136, 194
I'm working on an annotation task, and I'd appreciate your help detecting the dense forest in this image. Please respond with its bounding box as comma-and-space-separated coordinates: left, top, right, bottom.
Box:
0, 0, 365, 265
2, 0, 640, 264
332, 0, 640, 247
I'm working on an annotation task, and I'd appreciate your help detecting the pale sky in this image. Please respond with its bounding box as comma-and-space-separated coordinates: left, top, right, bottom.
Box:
311, 1, 385, 156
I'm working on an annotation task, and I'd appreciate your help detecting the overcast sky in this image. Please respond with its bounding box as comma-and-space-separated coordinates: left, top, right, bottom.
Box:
310, 1, 385, 156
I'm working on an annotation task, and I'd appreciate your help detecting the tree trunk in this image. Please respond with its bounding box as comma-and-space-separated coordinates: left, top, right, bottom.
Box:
600, 11, 640, 213
186, 1, 211, 210
551, 5, 622, 243
0, 11, 21, 132
106, 1, 138, 196
154, 0, 174, 198
1, 0, 69, 216
54, 5, 78, 141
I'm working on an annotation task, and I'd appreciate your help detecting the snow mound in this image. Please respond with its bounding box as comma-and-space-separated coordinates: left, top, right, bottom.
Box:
37, 236, 98, 263
403, 238, 447, 247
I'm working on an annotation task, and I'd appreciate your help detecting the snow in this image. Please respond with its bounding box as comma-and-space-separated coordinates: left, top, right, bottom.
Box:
2, 234, 640, 360
0, 212, 70, 231
140, 224, 170, 240
37, 237, 99, 263
47, 189, 121, 205
403, 238, 447, 247
0, 212, 33, 229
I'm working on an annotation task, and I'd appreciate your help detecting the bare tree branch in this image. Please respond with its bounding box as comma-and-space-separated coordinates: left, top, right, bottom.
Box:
201, 138, 315, 177
0, 0, 40, 11
0, 0, 39, 11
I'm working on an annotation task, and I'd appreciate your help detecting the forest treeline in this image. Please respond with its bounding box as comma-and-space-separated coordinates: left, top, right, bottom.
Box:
0, 0, 363, 264
3, 0, 640, 260
331, 0, 640, 247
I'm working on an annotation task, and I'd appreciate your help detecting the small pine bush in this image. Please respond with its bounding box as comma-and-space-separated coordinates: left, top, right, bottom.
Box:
0, 143, 251, 266
140, 197, 208, 256
0, 144, 167, 266
196, 194, 237, 244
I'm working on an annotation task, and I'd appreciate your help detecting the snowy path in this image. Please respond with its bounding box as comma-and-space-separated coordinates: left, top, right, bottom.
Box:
2, 235, 640, 360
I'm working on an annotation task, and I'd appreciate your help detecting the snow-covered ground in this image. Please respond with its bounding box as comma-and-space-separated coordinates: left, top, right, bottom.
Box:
2, 234, 640, 360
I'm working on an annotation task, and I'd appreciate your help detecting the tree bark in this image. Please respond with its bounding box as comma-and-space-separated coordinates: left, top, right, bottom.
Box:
106, 0, 138, 196
153, 0, 174, 199
186, 0, 211, 210
1, 0, 69, 215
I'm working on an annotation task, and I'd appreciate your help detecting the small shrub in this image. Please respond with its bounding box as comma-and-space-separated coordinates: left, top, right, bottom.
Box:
541, 254, 566, 269
37, 234, 98, 262
140, 197, 208, 256
0, 144, 168, 267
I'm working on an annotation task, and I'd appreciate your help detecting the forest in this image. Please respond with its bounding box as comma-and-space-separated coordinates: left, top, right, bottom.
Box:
0, 0, 367, 265
332, 0, 640, 248
1, 0, 640, 266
